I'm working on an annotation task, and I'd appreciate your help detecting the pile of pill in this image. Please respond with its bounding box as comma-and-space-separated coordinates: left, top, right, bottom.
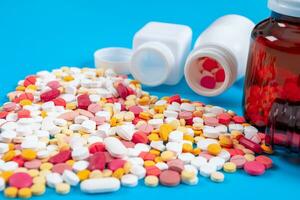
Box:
198, 57, 225, 89
0, 67, 273, 198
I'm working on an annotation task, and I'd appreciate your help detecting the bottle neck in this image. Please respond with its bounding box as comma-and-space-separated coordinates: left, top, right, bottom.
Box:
271, 11, 300, 24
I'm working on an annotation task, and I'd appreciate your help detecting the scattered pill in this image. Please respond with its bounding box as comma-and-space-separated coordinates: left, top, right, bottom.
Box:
244, 161, 265, 176
80, 178, 120, 193
159, 170, 180, 187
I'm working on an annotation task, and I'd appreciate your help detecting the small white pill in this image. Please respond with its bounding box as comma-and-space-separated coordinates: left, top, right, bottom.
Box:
104, 137, 128, 158
121, 174, 138, 187
46, 173, 63, 188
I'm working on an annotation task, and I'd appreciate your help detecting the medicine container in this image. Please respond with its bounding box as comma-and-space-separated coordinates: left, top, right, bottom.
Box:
243, 0, 300, 152
130, 22, 192, 87
184, 15, 254, 96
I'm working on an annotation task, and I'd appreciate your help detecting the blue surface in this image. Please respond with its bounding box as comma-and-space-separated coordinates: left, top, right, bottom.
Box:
0, 0, 300, 199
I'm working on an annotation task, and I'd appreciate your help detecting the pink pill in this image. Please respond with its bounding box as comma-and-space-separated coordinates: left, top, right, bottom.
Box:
107, 159, 126, 171
230, 155, 247, 168
159, 170, 180, 187
121, 140, 135, 148
88, 103, 102, 114
204, 117, 219, 126
52, 163, 72, 174
3, 102, 17, 112
78, 109, 94, 118
244, 161, 265, 176
9, 172, 33, 189
47, 80, 61, 89
138, 124, 153, 135
200, 76, 216, 89
58, 111, 79, 121
179, 111, 193, 120
167, 159, 184, 173
90, 116, 106, 125
77, 94, 92, 110
199, 152, 213, 160
129, 106, 143, 116
24, 159, 42, 169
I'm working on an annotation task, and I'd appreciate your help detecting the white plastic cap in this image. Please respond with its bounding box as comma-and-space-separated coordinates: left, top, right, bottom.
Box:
130, 42, 174, 87
268, 0, 300, 18
94, 47, 132, 75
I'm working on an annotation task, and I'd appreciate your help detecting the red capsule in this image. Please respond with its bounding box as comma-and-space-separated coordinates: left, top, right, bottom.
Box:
89, 142, 106, 154
132, 131, 148, 144
238, 136, 262, 154
40, 89, 60, 102
168, 94, 182, 104
52, 98, 66, 107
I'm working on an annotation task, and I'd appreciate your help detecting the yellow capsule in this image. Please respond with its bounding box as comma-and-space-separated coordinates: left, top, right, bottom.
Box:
261, 144, 274, 154
8, 143, 15, 150
26, 84, 37, 91
66, 160, 75, 166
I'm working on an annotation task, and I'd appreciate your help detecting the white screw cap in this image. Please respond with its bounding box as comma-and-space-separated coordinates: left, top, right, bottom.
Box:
268, 0, 300, 18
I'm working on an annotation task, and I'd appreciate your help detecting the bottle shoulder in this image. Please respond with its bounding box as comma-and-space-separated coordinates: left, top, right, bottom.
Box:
251, 17, 300, 50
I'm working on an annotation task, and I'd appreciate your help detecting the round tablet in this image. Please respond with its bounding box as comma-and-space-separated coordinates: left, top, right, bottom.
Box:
9, 172, 33, 189
210, 171, 225, 183
121, 174, 138, 187
230, 155, 246, 168
159, 170, 180, 186
255, 155, 273, 169
244, 161, 265, 176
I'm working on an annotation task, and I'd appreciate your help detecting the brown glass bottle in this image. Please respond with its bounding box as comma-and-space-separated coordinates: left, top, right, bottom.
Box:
244, 12, 300, 151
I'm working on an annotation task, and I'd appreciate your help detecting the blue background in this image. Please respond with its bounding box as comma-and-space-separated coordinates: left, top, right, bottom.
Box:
0, 0, 300, 199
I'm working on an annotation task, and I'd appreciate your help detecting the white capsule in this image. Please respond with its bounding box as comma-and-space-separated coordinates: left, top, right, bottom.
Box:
80, 178, 120, 193
62, 170, 80, 186
104, 137, 127, 158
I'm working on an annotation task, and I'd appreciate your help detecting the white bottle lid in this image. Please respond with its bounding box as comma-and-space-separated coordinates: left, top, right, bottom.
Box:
94, 47, 132, 75
268, 0, 300, 18
130, 42, 175, 87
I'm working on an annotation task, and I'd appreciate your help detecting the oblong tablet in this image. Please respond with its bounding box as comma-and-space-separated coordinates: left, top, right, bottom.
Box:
80, 178, 120, 193
104, 137, 128, 158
